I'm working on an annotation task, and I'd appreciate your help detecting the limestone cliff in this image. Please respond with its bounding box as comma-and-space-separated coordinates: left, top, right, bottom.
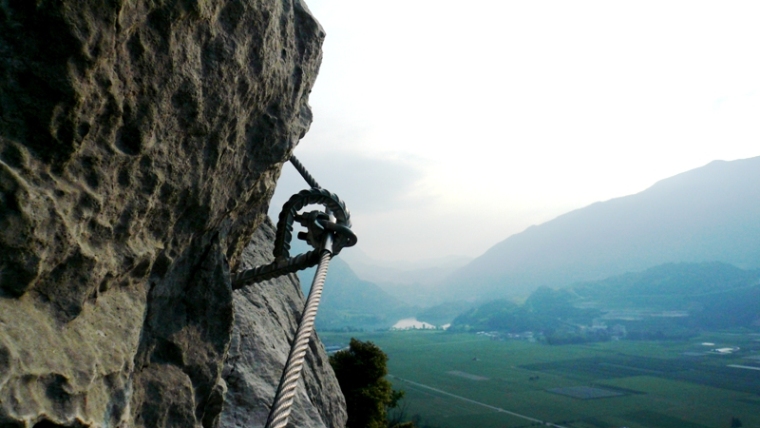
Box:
0, 0, 346, 427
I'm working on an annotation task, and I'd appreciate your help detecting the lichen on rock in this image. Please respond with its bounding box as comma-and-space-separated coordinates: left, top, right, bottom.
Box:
0, 0, 344, 426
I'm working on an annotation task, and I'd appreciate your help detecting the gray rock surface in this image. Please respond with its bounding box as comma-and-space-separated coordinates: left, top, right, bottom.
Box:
0, 0, 344, 427
221, 219, 347, 428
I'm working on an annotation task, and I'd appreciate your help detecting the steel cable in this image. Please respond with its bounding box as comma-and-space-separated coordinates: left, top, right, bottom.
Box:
290, 155, 321, 189
231, 249, 321, 289
264, 249, 332, 428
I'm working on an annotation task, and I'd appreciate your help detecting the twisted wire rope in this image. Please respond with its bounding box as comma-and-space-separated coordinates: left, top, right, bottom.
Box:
231, 249, 320, 289
290, 155, 321, 189
265, 249, 332, 428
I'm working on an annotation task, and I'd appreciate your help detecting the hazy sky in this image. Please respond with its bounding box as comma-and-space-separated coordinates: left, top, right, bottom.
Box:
270, 0, 760, 263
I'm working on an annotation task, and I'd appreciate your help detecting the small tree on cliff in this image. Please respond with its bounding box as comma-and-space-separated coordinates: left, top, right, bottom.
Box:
329, 338, 405, 428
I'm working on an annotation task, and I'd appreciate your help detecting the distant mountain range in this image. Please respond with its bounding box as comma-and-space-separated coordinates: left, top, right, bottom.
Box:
339, 248, 472, 306
290, 156, 760, 330
570, 261, 760, 305
569, 262, 760, 329
450, 262, 760, 338
441, 156, 760, 301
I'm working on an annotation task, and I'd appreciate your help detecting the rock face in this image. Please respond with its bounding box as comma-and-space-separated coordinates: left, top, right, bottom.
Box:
0, 0, 345, 427
222, 219, 346, 428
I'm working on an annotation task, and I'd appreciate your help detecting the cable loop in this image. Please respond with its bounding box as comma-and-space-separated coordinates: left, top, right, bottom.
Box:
231, 188, 355, 289
273, 187, 352, 259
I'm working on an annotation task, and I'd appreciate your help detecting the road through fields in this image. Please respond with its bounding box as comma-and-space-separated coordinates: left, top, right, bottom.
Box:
390, 375, 570, 428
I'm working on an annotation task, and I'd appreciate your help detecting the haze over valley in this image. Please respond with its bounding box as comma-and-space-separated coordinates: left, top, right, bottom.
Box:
300, 156, 760, 332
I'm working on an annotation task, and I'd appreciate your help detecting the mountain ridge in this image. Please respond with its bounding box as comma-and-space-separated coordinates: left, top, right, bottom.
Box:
442, 156, 760, 301
449, 261, 760, 337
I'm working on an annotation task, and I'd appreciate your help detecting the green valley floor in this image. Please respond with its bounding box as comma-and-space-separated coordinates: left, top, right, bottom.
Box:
320, 330, 760, 428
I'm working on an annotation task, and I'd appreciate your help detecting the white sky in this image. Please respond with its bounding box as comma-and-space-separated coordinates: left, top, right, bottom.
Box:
271, 0, 760, 262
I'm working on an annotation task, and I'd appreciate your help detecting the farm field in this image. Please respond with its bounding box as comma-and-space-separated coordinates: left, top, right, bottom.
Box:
320, 330, 760, 428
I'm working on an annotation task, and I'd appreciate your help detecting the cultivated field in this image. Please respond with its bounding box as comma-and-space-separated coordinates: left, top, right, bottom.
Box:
320, 330, 760, 428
